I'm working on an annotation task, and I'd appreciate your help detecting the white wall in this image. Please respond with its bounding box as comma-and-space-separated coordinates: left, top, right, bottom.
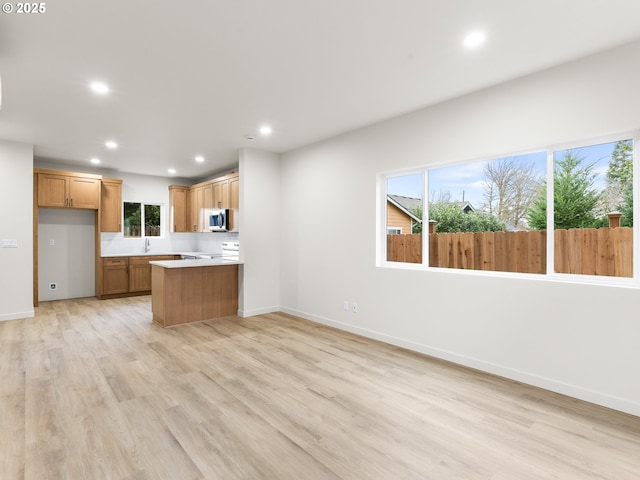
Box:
0, 139, 34, 321
279, 40, 640, 416
34, 161, 199, 256
38, 209, 95, 301
100, 171, 197, 255
238, 148, 281, 316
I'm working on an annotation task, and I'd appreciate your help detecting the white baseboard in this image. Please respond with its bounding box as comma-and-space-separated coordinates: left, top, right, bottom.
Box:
0, 309, 35, 322
279, 306, 640, 418
238, 305, 280, 318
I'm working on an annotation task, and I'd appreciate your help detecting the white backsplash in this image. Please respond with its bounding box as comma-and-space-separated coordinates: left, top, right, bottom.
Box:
196, 231, 239, 254
100, 232, 197, 256
100, 231, 239, 256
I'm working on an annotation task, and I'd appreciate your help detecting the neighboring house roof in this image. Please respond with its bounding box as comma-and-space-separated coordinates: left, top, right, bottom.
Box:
451, 201, 475, 213
504, 222, 523, 232
387, 195, 422, 223
388, 195, 482, 223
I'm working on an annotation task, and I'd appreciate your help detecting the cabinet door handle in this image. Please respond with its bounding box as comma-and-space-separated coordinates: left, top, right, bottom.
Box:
70, 198, 73, 207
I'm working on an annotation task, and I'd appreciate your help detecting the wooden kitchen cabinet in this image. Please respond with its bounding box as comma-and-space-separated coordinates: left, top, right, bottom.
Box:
37, 170, 101, 209
152, 263, 239, 327
212, 178, 229, 209
102, 257, 129, 295
102, 255, 180, 297
212, 172, 239, 210
169, 185, 189, 232
188, 183, 213, 232
229, 174, 239, 211
188, 186, 203, 232
202, 183, 213, 231
101, 178, 123, 232
129, 255, 176, 292
129, 256, 152, 292
170, 171, 239, 232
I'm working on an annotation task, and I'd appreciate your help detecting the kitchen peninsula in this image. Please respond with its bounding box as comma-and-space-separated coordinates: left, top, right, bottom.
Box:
149, 258, 242, 327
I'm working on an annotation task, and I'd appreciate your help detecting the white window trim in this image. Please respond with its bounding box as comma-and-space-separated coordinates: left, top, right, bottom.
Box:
123, 201, 165, 239
378, 132, 640, 288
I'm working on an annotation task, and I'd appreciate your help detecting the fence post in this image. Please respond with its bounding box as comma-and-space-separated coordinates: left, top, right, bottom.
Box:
428, 220, 437, 234
608, 211, 622, 228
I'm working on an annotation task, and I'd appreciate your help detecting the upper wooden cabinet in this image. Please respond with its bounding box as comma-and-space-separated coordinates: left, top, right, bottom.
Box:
188, 185, 203, 232
101, 178, 123, 232
169, 171, 239, 232
212, 172, 239, 210
168, 185, 189, 232
187, 183, 214, 233
229, 175, 239, 210
36, 170, 101, 209
212, 178, 229, 209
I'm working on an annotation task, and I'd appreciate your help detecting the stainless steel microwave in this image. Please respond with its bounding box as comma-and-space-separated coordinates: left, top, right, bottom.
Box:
208, 208, 229, 232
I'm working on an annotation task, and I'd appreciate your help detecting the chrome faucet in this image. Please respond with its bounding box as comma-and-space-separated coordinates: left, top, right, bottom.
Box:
145, 238, 150, 253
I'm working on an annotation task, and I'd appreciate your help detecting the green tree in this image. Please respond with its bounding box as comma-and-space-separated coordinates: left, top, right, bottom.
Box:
527, 150, 601, 230
426, 203, 504, 233
606, 139, 633, 185
620, 184, 633, 227
410, 204, 423, 233
600, 139, 633, 216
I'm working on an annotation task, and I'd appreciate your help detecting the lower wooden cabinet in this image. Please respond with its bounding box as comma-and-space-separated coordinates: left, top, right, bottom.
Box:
101, 255, 179, 298
129, 256, 176, 293
102, 257, 129, 295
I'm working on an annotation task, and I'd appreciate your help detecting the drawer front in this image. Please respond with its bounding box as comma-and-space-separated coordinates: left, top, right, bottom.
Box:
103, 257, 127, 267
151, 255, 177, 262
129, 256, 151, 266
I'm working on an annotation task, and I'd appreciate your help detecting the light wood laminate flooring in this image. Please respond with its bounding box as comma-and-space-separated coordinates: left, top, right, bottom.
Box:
1, 296, 639, 479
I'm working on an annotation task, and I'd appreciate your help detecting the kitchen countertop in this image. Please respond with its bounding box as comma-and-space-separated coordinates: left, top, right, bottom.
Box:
102, 252, 206, 258
149, 258, 243, 268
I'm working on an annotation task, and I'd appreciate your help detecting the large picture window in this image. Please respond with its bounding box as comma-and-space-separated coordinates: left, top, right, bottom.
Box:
380, 135, 636, 284
547, 140, 634, 277
385, 172, 423, 263
123, 202, 162, 238
427, 152, 546, 273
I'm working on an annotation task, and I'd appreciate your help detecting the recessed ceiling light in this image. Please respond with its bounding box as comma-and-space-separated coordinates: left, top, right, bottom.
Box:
90, 158, 101, 165
168, 168, 176, 174
195, 155, 205, 163
463, 31, 486, 49
259, 125, 272, 136
105, 140, 118, 149
90, 82, 110, 94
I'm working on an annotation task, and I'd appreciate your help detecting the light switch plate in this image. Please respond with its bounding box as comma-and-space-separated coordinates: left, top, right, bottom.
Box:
2, 239, 17, 248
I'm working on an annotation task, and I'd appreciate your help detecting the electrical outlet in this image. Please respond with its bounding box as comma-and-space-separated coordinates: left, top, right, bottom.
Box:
49, 283, 57, 291
49, 239, 55, 246
343, 300, 349, 311
352, 303, 358, 313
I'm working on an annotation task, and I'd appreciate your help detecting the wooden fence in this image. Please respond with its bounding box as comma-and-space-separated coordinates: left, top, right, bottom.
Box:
387, 227, 633, 277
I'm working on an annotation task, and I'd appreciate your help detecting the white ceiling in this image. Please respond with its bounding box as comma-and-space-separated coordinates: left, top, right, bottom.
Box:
2, 0, 640, 180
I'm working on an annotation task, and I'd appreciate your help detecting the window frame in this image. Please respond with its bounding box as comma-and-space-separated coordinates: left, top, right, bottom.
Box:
122, 201, 165, 239
378, 132, 640, 288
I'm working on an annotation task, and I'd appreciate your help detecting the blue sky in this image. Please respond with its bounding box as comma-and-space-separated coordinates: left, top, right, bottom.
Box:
387, 140, 627, 210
